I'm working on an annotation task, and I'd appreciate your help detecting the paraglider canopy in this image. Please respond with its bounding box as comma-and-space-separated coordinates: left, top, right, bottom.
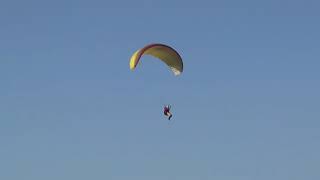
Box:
129, 43, 183, 76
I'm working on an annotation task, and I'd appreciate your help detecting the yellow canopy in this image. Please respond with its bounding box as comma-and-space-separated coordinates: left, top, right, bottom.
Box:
130, 43, 183, 76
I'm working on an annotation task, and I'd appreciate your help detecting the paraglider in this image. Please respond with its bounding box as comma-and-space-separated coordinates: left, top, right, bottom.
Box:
129, 43, 183, 122
163, 105, 173, 120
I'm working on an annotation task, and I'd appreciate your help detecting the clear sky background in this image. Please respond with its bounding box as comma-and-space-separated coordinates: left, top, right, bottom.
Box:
1, 0, 319, 179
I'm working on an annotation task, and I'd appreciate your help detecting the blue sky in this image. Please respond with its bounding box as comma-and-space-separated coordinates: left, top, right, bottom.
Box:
1, 0, 319, 179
